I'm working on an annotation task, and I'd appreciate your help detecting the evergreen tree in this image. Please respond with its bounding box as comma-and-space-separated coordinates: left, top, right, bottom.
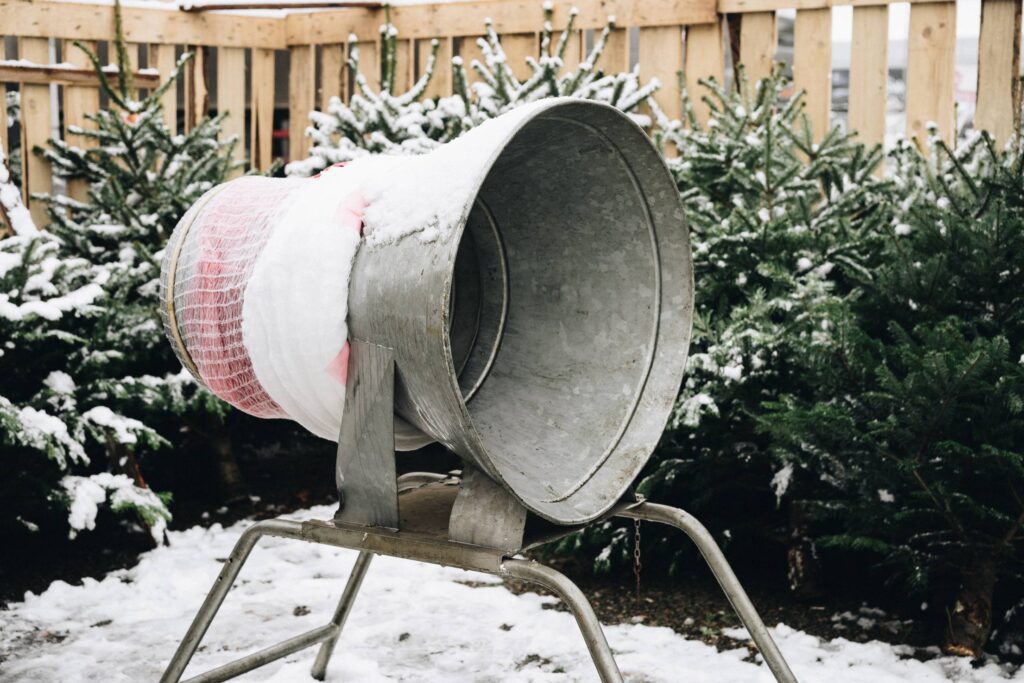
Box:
559, 69, 891, 584
1, 2, 241, 544
288, 3, 659, 175
762, 129, 1024, 657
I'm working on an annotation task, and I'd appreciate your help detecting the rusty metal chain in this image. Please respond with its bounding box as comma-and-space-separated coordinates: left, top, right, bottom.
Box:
633, 517, 643, 611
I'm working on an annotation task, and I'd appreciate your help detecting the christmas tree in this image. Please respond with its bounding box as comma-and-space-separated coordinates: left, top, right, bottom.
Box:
288, 3, 659, 176
561, 68, 892, 584
762, 129, 1024, 657
1, 0, 242, 544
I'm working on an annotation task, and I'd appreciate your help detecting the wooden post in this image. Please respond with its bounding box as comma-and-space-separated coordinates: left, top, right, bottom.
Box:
601, 27, 631, 75
355, 39, 380, 91
685, 20, 725, 126
793, 7, 832, 141
737, 11, 776, 88
217, 47, 246, 174
639, 25, 684, 122
559, 29, 582, 74
19, 37, 52, 228
392, 38, 412, 92
848, 5, 889, 151
185, 45, 208, 132
250, 47, 275, 171
905, 1, 956, 147
288, 44, 315, 160
417, 37, 453, 99
321, 43, 346, 107
975, 0, 1022, 146
499, 33, 537, 81
458, 35, 486, 82
150, 44, 179, 133
63, 40, 100, 202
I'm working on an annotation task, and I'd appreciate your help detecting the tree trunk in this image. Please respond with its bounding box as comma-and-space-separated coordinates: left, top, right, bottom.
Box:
210, 418, 248, 503
786, 501, 823, 599
944, 556, 999, 658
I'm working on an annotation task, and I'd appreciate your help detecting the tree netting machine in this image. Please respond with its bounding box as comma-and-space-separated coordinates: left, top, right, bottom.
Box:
157, 99, 798, 682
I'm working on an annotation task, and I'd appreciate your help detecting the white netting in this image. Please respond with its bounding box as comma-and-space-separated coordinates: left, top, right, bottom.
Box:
160, 176, 302, 418
159, 168, 365, 438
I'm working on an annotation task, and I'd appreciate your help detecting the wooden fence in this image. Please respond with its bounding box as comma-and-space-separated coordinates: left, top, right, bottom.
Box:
1, 0, 1021, 227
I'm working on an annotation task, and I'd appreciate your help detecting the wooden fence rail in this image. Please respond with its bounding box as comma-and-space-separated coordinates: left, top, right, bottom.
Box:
1, 0, 1021, 227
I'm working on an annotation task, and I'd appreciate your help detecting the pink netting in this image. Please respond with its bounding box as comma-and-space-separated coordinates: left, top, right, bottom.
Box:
161, 177, 305, 419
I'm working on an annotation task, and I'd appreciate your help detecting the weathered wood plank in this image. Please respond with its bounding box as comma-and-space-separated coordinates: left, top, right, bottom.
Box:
63, 40, 99, 202
150, 44, 179, 133
558, 28, 582, 73
0, 62, 160, 88
720, 0, 950, 12
848, 4, 888, 149
286, 0, 717, 45
975, 0, 1022, 146
792, 7, 832, 141
217, 46, 245, 174
353, 39, 379, 91
321, 43, 346, 107
289, 44, 315, 160
0, 0, 286, 49
737, 11, 776, 87
19, 37, 51, 227
600, 27, 630, 74
458, 35, 486, 82
638, 25, 684, 121
184, 45, 208, 132
417, 36, 453, 99
391, 37, 412, 92
499, 33, 537, 81
250, 46, 275, 171
905, 0, 956, 146
685, 20, 725, 126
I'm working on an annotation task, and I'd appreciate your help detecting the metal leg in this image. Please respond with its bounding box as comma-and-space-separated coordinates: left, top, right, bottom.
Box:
160, 519, 342, 683
501, 558, 624, 683
310, 551, 375, 680
618, 502, 799, 683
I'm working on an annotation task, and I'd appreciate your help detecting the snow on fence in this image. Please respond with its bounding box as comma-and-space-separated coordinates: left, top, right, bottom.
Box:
0, 0, 1021, 227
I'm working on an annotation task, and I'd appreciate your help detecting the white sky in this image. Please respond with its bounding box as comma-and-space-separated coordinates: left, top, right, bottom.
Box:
827, 0, 981, 41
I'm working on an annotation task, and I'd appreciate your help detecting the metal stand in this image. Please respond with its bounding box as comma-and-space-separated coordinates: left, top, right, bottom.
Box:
159, 475, 798, 683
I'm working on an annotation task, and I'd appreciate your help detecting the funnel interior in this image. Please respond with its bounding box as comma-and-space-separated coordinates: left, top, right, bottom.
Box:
451, 112, 662, 506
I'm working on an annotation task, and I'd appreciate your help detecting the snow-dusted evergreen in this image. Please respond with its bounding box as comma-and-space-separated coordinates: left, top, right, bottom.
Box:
763, 128, 1024, 657
558, 68, 892, 578
287, 4, 659, 176
2, 15, 239, 544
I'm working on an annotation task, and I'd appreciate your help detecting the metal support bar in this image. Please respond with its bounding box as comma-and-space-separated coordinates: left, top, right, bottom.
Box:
500, 559, 624, 683
310, 551, 374, 680
617, 502, 799, 683
183, 624, 339, 683
161, 520, 299, 683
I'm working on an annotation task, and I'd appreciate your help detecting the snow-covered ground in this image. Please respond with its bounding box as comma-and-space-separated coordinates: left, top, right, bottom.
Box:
0, 505, 1019, 682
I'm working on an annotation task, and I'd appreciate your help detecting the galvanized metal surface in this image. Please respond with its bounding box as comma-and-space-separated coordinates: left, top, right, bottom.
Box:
310, 551, 374, 680
500, 558, 624, 683
617, 502, 799, 683
448, 464, 527, 551
333, 340, 399, 528
349, 99, 694, 525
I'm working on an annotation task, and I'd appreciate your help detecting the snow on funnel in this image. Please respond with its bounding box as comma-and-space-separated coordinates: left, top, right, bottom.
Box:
160, 98, 693, 525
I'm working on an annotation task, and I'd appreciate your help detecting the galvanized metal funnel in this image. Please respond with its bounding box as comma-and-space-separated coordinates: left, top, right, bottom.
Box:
348, 99, 693, 525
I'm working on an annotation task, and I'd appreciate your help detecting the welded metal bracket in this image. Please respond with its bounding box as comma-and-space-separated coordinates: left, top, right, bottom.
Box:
448, 464, 528, 551
334, 339, 399, 529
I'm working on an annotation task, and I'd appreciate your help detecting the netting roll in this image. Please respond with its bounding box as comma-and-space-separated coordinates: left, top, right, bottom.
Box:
159, 167, 365, 440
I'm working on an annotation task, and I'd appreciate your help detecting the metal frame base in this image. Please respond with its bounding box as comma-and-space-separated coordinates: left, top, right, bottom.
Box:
160, 486, 797, 683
